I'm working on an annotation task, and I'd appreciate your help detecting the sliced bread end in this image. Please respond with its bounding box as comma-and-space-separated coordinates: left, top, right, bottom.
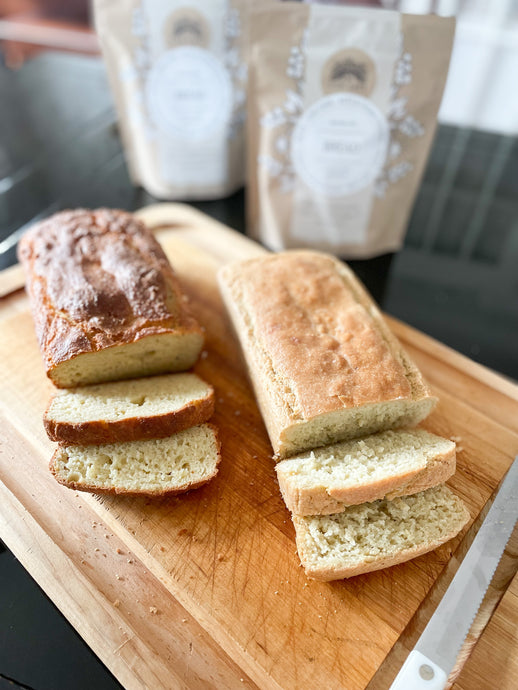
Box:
293, 485, 470, 581
277, 429, 456, 516
50, 423, 220, 496
49, 331, 204, 389
44, 372, 214, 445
275, 396, 437, 459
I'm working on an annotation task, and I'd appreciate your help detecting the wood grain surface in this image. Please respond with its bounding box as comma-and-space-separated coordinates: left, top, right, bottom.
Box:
0, 203, 517, 690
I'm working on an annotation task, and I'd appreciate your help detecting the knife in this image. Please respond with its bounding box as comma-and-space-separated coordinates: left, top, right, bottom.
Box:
390, 454, 518, 690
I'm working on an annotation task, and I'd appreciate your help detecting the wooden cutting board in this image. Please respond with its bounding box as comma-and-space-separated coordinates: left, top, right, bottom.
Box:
1, 203, 517, 690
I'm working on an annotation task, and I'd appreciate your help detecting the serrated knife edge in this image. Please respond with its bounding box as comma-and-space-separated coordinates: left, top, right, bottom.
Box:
390, 454, 518, 690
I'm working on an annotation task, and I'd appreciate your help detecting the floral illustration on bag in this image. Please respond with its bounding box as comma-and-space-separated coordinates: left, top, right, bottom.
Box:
224, 6, 248, 139
258, 29, 308, 193
119, 5, 156, 139
374, 49, 425, 198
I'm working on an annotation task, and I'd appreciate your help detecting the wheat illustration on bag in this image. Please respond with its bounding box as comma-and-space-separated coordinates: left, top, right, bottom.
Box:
258, 28, 309, 193
375, 47, 426, 199
224, 6, 248, 140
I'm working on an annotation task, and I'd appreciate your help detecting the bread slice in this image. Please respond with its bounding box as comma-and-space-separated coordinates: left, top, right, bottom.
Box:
293, 485, 469, 581
50, 423, 220, 496
276, 429, 456, 516
44, 373, 214, 445
218, 251, 437, 459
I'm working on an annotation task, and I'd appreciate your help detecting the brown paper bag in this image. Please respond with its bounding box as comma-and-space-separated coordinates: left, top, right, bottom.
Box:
247, 2, 455, 258
93, 0, 248, 200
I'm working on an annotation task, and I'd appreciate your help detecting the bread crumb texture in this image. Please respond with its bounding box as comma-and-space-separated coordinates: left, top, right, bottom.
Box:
50, 424, 220, 495
293, 485, 469, 580
278, 429, 451, 486
46, 373, 212, 424
276, 428, 455, 514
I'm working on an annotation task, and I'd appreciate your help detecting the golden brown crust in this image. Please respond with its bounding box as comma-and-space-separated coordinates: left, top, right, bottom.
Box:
218, 250, 437, 456
43, 388, 215, 446
48, 466, 218, 497
48, 423, 222, 496
18, 208, 203, 385
221, 252, 412, 415
278, 443, 456, 516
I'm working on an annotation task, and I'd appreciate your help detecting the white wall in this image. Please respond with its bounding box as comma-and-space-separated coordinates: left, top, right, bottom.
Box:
385, 0, 518, 134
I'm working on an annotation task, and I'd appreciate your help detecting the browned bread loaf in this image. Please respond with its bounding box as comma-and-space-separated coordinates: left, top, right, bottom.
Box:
18, 208, 203, 388
218, 250, 437, 458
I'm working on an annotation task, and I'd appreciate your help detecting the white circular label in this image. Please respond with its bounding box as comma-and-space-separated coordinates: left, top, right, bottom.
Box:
145, 46, 233, 141
291, 93, 389, 197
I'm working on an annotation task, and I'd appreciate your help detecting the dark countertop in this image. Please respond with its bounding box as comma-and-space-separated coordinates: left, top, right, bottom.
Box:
1, 52, 517, 690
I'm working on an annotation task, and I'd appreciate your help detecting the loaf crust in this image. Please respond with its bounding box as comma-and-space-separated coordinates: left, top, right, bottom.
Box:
18, 208, 203, 387
219, 251, 437, 458
44, 382, 215, 445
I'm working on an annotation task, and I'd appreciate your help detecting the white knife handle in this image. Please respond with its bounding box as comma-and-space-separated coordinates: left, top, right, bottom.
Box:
390, 650, 447, 690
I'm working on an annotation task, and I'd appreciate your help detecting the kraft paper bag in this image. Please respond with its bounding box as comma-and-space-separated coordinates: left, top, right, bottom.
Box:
94, 0, 248, 200
247, 2, 455, 258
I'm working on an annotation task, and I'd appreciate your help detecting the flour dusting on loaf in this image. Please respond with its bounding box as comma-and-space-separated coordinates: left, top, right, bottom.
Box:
18, 208, 203, 387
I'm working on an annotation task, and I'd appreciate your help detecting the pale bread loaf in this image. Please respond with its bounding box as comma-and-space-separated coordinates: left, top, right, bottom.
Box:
50, 423, 220, 496
276, 429, 455, 516
218, 251, 437, 458
44, 373, 214, 445
293, 485, 470, 581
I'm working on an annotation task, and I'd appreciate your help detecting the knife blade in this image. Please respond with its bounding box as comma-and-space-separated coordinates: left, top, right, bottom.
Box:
390, 454, 518, 690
